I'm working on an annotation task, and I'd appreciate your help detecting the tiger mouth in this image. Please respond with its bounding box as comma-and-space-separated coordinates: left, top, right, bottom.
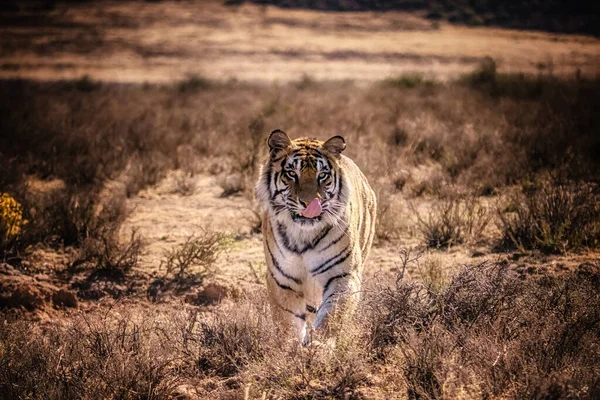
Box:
291, 211, 322, 223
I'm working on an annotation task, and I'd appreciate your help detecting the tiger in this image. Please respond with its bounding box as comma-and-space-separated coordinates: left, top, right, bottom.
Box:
256, 129, 377, 345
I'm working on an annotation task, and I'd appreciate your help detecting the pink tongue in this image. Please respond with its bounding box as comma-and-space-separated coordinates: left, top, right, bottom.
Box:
301, 198, 322, 218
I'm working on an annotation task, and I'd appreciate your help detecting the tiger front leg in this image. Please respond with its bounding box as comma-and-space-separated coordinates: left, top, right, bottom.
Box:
266, 272, 308, 343
313, 272, 359, 333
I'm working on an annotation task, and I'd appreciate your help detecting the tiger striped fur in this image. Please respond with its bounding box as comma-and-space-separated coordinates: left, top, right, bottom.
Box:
256, 130, 377, 345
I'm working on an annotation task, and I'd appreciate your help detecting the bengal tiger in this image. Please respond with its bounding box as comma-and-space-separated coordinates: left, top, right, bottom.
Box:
256, 129, 377, 345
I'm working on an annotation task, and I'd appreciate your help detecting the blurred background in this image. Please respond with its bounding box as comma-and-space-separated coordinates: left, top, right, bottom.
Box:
1, 0, 599, 82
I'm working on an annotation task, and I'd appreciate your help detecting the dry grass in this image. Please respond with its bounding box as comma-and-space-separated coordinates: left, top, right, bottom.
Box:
2, 1, 598, 83
78, 228, 144, 279
0, 306, 188, 399
1, 66, 598, 253
1, 63, 600, 398
415, 194, 491, 249
498, 180, 600, 254
160, 231, 232, 279
2, 257, 599, 399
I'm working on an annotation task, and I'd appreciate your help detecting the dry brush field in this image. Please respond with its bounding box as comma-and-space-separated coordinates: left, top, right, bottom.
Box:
1, 1, 600, 399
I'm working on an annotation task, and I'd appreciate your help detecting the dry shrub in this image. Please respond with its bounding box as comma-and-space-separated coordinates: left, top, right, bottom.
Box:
220, 106, 273, 199
2, 258, 599, 399
245, 340, 369, 399
160, 231, 232, 279
173, 172, 197, 196
417, 252, 448, 294
0, 307, 188, 399
173, 145, 199, 196
177, 297, 371, 398
79, 228, 144, 278
383, 73, 434, 89
43, 192, 145, 279
375, 190, 403, 241
195, 301, 273, 379
178, 74, 212, 93
498, 181, 600, 254
216, 173, 245, 197
362, 255, 600, 399
415, 194, 490, 249
2, 73, 599, 256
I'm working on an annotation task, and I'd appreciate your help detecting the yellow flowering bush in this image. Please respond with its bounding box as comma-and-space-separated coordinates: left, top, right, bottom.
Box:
0, 193, 28, 245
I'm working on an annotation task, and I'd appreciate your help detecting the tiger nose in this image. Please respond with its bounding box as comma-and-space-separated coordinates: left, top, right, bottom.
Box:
299, 193, 321, 207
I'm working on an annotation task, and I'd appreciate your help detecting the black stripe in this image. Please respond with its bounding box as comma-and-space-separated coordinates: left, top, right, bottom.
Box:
271, 187, 287, 200
265, 165, 272, 193
272, 227, 284, 255
313, 249, 351, 276
266, 238, 302, 285
310, 225, 333, 251
276, 303, 306, 321
306, 305, 316, 313
276, 222, 333, 255
270, 271, 297, 293
322, 273, 350, 302
276, 223, 294, 252
310, 245, 350, 275
321, 227, 348, 252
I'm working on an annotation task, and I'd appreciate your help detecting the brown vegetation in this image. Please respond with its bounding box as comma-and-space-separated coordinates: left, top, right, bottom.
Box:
1, 258, 598, 398
1, 60, 600, 398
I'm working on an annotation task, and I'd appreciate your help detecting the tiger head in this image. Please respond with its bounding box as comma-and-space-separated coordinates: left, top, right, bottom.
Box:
257, 129, 348, 230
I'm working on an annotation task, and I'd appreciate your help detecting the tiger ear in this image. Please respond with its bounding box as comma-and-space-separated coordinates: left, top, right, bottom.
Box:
268, 129, 292, 159
323, 135, 346, 158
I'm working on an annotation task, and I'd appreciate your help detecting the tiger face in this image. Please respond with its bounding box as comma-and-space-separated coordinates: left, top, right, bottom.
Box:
257, 130, 348, 230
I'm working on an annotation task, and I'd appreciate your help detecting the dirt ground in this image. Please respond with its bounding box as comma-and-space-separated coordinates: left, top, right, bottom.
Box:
1, 0, 599, 83
118, 171, 598, 302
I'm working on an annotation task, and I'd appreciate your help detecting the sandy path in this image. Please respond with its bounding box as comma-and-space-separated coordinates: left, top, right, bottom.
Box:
121, 171, 263, 283
118, 169, 600, 299
119, 170, 481, 293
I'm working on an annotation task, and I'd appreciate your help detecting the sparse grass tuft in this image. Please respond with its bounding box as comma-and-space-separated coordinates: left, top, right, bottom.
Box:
417, 252, 448, 293
82, 228, 144, 278
161, 231, 232, 279
498, 181, 600, 254
415, 195, 490, 249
